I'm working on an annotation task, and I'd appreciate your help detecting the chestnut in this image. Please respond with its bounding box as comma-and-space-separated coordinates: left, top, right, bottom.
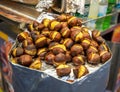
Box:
49, 44, 66, 55
42, 18, 51, 28
30, 31, 40, 36
56, 64, 71, 77
35, 35, 47, 48
24, 44, 37, 56
48, 42, 59, 48
68, 16, 78, 27
87, 46, 98, 55
73, 65, 89, 78
61, 22, 68, 28
41, 28, 50, 37
81, 29, 91, 39
33, 21, 39, 28
37, 23, 45, 32
27, 23, 34, 32
81, 27, 89, 32
12, 47, 24, 57
57, 14, 67, 22
77, 18, 82, 26
66, 14, 72, 20
70, 44, 84, 56
46, 38, 52, 45
99, 51, 111, 63
54, 53, 66, 66
17, 32, 29, 42
95, 36, 105, 43
60, 27, 71, 38
81, 38, 91, 49
11, 57, 19, 64
98, 43, 108, 51
49, 20, 62, 31
90, 40, 99, 48
65, 51, 72, 63
72, 55, 86, 66
87, 52, 100, 65
71, 30, 83, 42
29, 57, 42, 70
70, 26, 81, 32
22, 37, 33, 48
18, 54, 33, 66
30, 31, 40, 41
92, 30, 101, 39
37, 48, 48, 60
45, 52, 55, 65
62, 38, 74, 49
49, 31, 61, 42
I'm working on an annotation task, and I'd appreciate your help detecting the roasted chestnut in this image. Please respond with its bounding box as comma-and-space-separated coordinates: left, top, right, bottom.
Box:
90, 40, 99, 48
45, 52, 55, 65
70, 26, 81, 32
62, 38, 74, 49
54, 53, 66, 66
42, 18, 51, 28
73, 65, 89, 78
18, 54, 33, 66
60, 27, 71, 38
37, 23, 45, 32
81, 27, 89, 32
49, 44, 66, 55
68, 16, 78, 27
49, 31, 61, 42
48, 42, 59, 48
65, 51, 72, 63
29, 57, 42, 70
11, 57, 19, 64
87, 46, 98, 55
87, 52, 100, 65
56, 64, 71, 77
95, 36, 105, 43
57, 14, 67, 22
41, 28, 50, 37
17, 32, 29, 42
35, 35, 47, 48
61, 22, 68, 28
72, 55, 86, 66
30, 31, 40, 41
81, 38, 91, 49
77, 18, 82, 26
71, 30, 83, 42
81, 28, 91, 39
33, 21, 39, 28
98, 43, 108, 51
12, 47, 24, 57
99, 50, 111, 63
70, 44, 84, 56
27, 23, 34, 32
24, 44, 37, 56
92, 30, 101, 39
46, 38, 52, 45
22, 37, 33, 48
37, 48, 48, 60
49, 20, 62, 31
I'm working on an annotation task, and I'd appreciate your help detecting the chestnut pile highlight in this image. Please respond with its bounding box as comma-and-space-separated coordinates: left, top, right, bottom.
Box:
10, 14, 111, 81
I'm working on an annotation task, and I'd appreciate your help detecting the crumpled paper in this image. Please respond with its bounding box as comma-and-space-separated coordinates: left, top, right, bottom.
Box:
36, 0, 53, 12
65, 0, 85, 14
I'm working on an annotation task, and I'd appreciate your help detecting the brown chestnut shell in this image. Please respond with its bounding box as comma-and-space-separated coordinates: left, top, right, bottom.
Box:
56, 64, 71, 77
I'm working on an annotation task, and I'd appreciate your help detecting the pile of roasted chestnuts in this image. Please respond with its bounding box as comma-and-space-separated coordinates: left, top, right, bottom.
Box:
10, 14, 111, 80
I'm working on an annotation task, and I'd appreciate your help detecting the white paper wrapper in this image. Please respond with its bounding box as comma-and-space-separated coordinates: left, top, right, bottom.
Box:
36, 0, 53, 12
65, 0, 85, 14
